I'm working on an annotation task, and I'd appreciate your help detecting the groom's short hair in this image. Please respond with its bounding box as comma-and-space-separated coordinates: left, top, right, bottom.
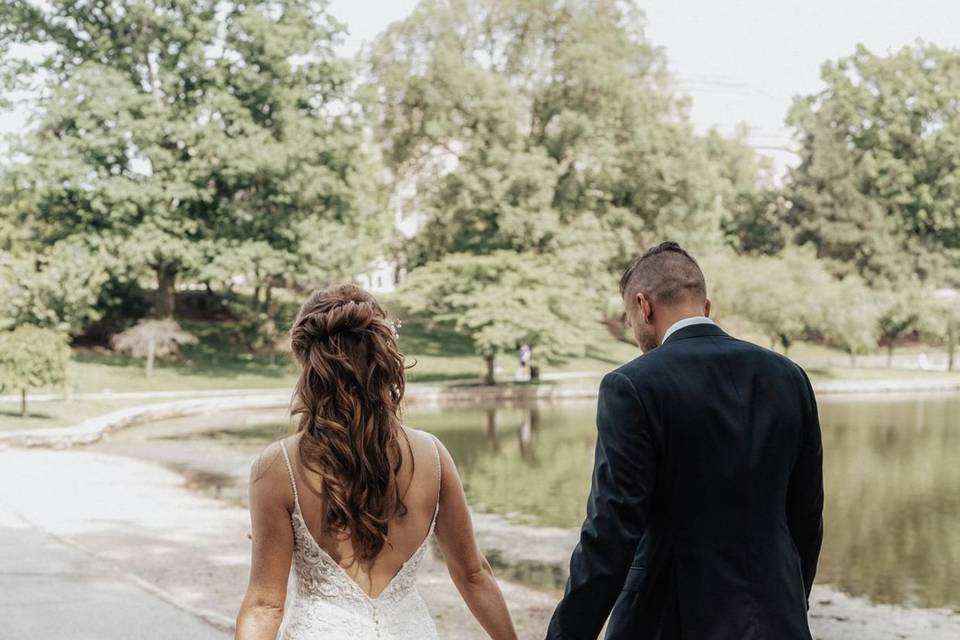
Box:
620, 242, 707, 305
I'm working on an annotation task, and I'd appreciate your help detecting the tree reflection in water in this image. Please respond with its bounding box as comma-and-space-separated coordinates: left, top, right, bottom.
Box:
410, 394, 960, 613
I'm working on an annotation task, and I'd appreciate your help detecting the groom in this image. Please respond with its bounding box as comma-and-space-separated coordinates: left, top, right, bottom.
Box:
547, 242, 823, 639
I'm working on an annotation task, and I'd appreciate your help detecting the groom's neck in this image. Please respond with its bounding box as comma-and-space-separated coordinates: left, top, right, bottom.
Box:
654, 307, 708, 346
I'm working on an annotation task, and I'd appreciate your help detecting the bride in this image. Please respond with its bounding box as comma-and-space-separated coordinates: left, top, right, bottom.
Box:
235, 285, 518, 640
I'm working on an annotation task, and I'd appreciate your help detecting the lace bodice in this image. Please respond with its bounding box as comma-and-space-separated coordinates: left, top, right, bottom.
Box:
277, 440, 440, 640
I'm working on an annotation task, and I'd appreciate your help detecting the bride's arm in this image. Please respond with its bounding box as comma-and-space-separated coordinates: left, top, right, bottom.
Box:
434, 438, 518, 640
236, 444, 295, 639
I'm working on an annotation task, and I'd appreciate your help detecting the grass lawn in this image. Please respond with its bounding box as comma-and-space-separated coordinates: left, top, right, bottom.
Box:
63, 318, 642, 394
6, 314, 959, 433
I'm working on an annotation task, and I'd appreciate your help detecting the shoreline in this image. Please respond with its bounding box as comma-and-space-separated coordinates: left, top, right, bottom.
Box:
4, 375, 960, 448
1, 446, 958, 639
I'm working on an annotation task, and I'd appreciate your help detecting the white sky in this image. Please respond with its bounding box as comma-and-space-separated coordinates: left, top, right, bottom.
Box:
3, 0, 958, 177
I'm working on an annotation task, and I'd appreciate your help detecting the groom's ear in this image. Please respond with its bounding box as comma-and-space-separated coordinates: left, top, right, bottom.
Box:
704, 298, 712, 318
636, 292, 651, 324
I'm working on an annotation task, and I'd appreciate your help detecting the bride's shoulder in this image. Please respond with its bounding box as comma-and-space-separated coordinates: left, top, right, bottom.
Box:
249, 435, 298, 488
400, 425, 444, 451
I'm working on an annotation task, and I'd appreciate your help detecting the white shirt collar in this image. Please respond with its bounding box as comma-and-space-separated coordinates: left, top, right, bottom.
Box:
662, 316, 716, 344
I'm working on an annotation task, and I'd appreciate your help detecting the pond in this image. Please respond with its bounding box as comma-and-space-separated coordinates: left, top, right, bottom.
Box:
93, 392, 960, 613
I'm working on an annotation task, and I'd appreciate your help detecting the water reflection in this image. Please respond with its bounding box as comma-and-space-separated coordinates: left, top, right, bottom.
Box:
407, 394, 960, 613
104, 393, 960, 612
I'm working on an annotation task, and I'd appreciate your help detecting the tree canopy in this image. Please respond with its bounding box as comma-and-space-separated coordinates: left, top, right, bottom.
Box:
785, 43, 960, 285
398, 250, 595, 383
0, 0, 387, 319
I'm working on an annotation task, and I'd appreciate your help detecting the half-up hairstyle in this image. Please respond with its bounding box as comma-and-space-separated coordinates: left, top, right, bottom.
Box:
289, 284, 408, 561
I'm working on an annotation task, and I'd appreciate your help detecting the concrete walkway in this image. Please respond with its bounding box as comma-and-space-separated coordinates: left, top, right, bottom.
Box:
3, 446, 960, 639
0, 447, 555, 639
0, 510, 230, 640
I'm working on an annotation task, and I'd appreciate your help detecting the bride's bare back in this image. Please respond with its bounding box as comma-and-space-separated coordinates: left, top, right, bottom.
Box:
281, 427, 441, 599
237, 426, 518, 640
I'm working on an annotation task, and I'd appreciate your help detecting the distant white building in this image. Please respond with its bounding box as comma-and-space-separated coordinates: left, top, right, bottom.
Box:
355, 156, 453, 293
356, 256, 398, 294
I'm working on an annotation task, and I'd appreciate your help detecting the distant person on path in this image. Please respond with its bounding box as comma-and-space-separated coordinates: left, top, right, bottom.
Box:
546, 242, 824, 639
236, 285, 518, 640
517, 343, 532, 380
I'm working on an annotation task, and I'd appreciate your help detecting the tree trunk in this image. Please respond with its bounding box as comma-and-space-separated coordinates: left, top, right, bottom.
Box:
528, 347, 540, 380
264, 284, 273, 314
252, 285, 261, 310
20, 388, 27, 417
155, 267, 177, 318
485, 407, 499, 449
886, 343, 895, 368
949, 327, 956, 372
483, 353, 496, 385
145, 336, 156, 378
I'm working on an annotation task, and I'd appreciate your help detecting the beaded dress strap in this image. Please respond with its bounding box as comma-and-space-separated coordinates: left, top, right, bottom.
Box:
278, 441, 301, 510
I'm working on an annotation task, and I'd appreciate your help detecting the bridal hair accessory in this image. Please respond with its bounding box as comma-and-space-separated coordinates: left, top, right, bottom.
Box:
389, 318, 403, 338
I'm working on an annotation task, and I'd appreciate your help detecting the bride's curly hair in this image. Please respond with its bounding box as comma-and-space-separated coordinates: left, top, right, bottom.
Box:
289, 284, 408, 561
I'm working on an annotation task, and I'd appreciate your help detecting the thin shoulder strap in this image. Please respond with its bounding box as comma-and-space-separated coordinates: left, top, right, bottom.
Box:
430, 434, 442, 518
278, 441, 301, 511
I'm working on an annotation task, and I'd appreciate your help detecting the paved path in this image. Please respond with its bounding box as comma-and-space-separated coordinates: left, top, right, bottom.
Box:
0, 447, 554, 639
2, 447, 959, 640
0, 509, 230, 640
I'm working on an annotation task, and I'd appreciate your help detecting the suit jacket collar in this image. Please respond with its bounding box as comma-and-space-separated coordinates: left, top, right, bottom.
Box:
662, 322, 728, 344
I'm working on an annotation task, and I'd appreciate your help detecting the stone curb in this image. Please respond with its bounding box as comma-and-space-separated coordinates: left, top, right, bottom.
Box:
0, 394, 291, 448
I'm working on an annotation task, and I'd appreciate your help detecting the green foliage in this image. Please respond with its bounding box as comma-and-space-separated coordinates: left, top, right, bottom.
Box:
0, 239, 109, 334
0, 0, 387, 319
398, 251, 595, 381
721, 189, 789, 256
704, 247, 848, 354
368, 0, 765, 274
786, 43, 960, 284
0, 325, 71, 414
817, 276, 881, 359
921, 296, 960, 370
876, 290, 925, 362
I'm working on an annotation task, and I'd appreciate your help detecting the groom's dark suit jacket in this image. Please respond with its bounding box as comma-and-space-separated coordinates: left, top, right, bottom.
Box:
547, 323, 823, 640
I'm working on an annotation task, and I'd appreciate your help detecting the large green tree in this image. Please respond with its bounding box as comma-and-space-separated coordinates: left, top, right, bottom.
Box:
398, 251, 594, 384
785, 44, 960, 285
0, 238, 109, 333
0, 0, 386, 319
367, 0, 761, 273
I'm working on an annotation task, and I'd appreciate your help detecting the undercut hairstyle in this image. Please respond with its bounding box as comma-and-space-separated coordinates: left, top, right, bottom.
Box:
619, 241, 707, 306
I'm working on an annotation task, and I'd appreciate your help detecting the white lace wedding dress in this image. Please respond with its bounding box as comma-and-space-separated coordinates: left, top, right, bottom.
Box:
277, 441, 441, 640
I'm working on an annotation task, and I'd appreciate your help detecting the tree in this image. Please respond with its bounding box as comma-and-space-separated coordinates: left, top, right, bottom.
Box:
818, 276, 881, 365
721, 189, 789, 256
398, 251, 594, 384
0, 239, 109, 334
876, 290, 925, 367
705, 247, 848, 355
0, 0, 387, 318
110, 319, 198, 377
0, 325, 71, 416
785, 44, 960, 285
920, 294, 960, 371
367, 0, 762, 276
